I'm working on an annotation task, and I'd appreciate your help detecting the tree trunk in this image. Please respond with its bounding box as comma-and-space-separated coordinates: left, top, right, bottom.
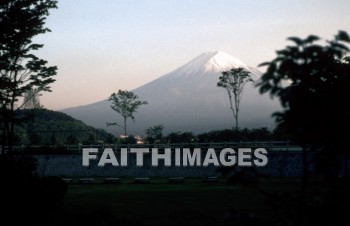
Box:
227, 91, 237, 131
1, 121, 8, 155
123, 117, 127, 136
7, 84, 17, 153
234, 94, 239, 131
235, 112, 239, 131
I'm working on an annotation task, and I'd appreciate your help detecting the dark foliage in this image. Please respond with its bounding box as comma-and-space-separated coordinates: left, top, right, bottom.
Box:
257, 31, 350, 152
254, 31, 350, 226
119, 135, 137, 144
5, 108, 114, 145
0, 0, 58, 152
145, 124, 164, 144
165, 131, 196, 143
197, 127, 274, 142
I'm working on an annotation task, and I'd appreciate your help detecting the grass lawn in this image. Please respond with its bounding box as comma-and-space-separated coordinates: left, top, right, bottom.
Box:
56, 178, 304, 226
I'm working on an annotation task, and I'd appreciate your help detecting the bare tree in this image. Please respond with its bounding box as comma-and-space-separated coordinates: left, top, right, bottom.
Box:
217, 67, 253, 131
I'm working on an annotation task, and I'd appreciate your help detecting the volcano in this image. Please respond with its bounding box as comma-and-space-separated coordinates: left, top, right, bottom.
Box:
62, 51, 279, 135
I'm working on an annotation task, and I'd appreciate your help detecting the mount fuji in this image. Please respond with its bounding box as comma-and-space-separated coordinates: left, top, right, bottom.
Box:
62, 51, 280, 135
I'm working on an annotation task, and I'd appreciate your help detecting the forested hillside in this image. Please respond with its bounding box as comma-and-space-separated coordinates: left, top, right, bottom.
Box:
11, 109, 114, 146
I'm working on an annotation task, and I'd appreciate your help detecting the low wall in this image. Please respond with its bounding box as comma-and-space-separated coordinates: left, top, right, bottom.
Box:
32, 151, 337, 177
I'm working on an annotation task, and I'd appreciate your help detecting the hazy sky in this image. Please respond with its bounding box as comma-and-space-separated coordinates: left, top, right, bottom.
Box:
35, 0, 350, 110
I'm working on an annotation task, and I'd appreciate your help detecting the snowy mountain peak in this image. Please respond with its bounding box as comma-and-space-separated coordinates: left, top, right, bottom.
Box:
62, 50, 277, 135
164, 51, 255, 79
203, 51, 249, 72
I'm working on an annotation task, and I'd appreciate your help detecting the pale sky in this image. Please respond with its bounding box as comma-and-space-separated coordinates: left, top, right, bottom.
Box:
34, 0, 350, 110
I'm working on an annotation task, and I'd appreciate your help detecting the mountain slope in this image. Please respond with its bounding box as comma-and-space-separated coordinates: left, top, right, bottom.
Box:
14, 109, 112, 145
62, 51, 280, 135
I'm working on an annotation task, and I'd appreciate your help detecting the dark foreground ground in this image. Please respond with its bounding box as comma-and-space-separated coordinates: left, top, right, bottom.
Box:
51, 177, 342, 226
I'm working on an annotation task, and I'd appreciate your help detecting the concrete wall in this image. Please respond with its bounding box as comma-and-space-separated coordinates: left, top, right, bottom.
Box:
32, 151, 333, 177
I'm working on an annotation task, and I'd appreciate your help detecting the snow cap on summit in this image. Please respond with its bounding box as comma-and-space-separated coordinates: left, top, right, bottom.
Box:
165, 51, 259, 79
202, 51, 249, 72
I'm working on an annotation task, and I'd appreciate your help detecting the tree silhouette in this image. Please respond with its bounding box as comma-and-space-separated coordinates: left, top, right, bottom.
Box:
218, 67, 253, 131
166, 132, 196, 143
107, 90, 148, 136
0, 0, 57, 153
257, 31, 350, 152
145, 124, 164, 144
257, 30, 350, 225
